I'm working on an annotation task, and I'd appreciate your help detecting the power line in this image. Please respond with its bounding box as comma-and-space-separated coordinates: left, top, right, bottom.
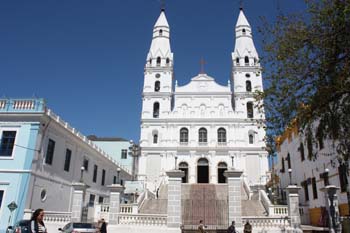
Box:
14, 144, 40, 152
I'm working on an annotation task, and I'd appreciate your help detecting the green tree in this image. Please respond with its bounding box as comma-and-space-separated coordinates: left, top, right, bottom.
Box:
257, 0, 350, 213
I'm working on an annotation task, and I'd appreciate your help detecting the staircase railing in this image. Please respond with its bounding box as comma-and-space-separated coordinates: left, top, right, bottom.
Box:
259, 190, 288, 217
243, 178, 253, 200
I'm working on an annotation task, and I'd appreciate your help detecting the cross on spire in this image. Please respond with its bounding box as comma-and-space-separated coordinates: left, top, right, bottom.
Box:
240, 0, 244, 10
200, 58, 206, 74
160, 0, 165, 11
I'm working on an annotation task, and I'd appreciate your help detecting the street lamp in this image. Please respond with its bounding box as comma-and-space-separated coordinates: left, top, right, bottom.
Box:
175, 156, 178, 170
80, 166, 85, 183
117, 167, 121, 185
129, 140, 140, 181
325, 168, 330, 186
288, 168, 292, 185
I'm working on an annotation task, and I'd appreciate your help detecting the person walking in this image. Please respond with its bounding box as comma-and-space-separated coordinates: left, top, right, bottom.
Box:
227, 220, 236, 233
30, 209, 47, 233
100, 218, 107, 233
198, 220, 206, 233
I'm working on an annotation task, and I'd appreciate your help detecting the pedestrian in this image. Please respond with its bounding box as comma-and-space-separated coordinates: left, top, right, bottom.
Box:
243, 220, 252, 233
227, 220, 236, 233
30, 208, 47, 233
198, 220, 206, 233
100, 218, 107, 233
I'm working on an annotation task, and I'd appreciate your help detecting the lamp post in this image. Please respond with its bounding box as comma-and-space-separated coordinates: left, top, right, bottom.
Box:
231, 155, 234, 169
175, 156, 178, 170
80, 166, 85, 183
325, 168, 330, 186
288, 168, 292, 185
129, 140, 140, 181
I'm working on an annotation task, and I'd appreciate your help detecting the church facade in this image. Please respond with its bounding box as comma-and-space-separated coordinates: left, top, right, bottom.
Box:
138, 9, 268, 191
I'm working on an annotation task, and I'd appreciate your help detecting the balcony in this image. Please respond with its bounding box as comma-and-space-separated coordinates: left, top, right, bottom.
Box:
0, 98, 46, 113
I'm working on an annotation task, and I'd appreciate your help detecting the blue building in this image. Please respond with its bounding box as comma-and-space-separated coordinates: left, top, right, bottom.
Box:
0, 99, 132, 233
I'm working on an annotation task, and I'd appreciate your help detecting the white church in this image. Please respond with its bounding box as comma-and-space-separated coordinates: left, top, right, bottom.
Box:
138, 8, 268, 192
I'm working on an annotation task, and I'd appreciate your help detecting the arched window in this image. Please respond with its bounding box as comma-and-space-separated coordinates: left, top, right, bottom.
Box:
247, 102, 254, 118
249, 133, 254, 144
179, 162, 189, 183
244, 56, 249, 65
153, 133, 158, 144
217, 128, 226, 143
180, 128, 189, 143
198, 128, 207, 143
236, 57, 240, 65
166, 58, 170, 66
159, 29, 163, 36
245, 73, 250, 78
218, 162, 228, 183
155, 81, 160, 92
246, 81, 252, 92
156, 57, 161, 66
242, 28, 246, 35
149, 59, 152, 65
153, 102, 160, 118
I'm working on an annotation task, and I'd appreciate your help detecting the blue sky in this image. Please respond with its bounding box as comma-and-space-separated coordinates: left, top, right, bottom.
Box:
0, 0, 307, 142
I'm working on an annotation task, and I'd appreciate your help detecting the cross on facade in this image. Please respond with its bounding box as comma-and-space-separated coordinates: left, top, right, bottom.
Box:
200, 58, 206, 74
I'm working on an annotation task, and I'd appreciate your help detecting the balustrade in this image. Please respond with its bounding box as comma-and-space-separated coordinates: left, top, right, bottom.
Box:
241, 217, 290, 228
118, 214, 167, 226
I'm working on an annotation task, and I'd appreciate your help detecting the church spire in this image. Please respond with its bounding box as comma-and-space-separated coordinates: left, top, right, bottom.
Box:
232, 8, 259, 67
146, 9, 173, 68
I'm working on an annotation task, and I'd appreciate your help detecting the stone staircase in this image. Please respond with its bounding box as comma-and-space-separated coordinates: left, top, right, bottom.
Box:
139, 183, 267, 225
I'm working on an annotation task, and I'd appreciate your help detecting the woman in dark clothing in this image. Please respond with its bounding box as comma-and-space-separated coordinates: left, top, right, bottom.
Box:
100, 218, 107, 233
30, 209, 47, 233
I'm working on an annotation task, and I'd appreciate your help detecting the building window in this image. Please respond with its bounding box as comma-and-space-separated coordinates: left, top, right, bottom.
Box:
83, 158, 89, 172
155, 81, 160, 92
156, 57, 161, 66
302, 181, 309, 201
236, 57, 239, 65
248, 133, 254, 144
64, 149, 72, 172
101, 169, 106, 186
217, 128, 226, 143
153, 134, 158, 144
93, 165, 98, 183
159, 29, 163, 36
45, 139, 55, 165
242, 28, 246, 35
0, 131, 16, 156
113, 176, 117, 184
180, 128, 189, 143
179, 162, 189, 183
153, 102, 160, 118
88, 194, 95, 207
245, 73, 250, 78
286, 153, 291, 169
299, 142, 305, 161
98, 196, 104, 204
244, 56, 249, 65
311, 177, 318, 199
280, 158, 285, 173
0, 190, 4, 208
246, 81, 252, 92
339, 164, 348, 192
166, 58, 170, 65
247, 102, 254, 118
121, 149, 127, 159
198, 128, 207, 143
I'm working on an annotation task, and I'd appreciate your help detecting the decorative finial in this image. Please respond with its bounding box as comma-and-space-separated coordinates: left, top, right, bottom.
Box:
199, 58, 206, 74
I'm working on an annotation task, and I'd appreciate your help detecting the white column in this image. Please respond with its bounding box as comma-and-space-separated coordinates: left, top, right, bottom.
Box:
224, 169, 243, 227
166, 170, 184, 228
71, 182, 88, 222
107, 184, 124, 225
286, 185, 302, 232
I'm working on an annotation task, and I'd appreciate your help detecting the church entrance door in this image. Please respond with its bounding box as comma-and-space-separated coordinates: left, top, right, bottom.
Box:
197, 158, 209, 183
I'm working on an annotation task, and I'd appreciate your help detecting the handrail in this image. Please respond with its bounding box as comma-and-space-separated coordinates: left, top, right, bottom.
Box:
242, 178, 253, 200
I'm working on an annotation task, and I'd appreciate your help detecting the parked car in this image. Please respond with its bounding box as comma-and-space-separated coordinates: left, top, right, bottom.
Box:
6, 220, 31, 233
58, 222, 97, 233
